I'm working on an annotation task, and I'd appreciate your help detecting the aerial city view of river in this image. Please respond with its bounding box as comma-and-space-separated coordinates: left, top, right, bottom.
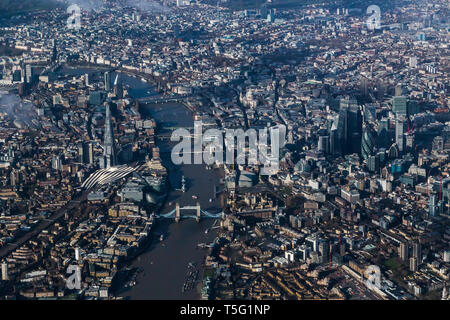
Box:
122, 102, 224, 300
58, 66, 223, 299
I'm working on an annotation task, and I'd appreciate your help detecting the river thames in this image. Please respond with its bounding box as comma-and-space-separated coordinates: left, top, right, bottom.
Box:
121, 74, 223, 300
119, 101, 224, 300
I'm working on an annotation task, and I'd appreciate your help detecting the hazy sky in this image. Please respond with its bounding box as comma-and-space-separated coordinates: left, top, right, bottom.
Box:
65, 0, 171, 13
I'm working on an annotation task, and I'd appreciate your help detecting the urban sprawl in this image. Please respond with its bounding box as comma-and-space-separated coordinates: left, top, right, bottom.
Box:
0, 0, 449, 300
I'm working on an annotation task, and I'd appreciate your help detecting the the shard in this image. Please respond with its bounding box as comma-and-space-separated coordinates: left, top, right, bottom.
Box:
102, 104, 117, 168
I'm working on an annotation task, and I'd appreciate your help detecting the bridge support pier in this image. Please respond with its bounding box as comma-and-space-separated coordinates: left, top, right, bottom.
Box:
196, 202, 201, 222
175, 202, 180, 223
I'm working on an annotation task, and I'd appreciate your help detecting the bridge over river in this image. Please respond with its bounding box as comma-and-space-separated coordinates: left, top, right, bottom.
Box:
156, 202, 223, 222
137, 95, 191, 104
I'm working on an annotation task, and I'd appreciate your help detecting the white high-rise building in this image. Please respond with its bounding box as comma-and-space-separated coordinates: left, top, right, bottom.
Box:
395, 117, 406, 152
442, 285, 448, 300
409, 56, 418, 68
1, 261, 8, 281
444, 250, 450, 263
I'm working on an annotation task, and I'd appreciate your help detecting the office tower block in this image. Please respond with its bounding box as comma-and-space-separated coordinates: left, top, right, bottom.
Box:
393, 96, 408, 116
318, 135, 330, 154
361, 123, 377, 161
337, 100, 350, 148
330, 128, 339, 155
399, 242, 409, 261
340, 97, 358, 111
267, 10, 275, 23
113, 74, 123, 98
319, 241, 329, 263
429, 193, 438, 217
52, 155, 62, 170
338, 98, 361, 155
408, 100, 420, 115
51, 39, 57, 62
78, 143, 84, 163
348, 112, 362, 155
388, 142, 400, 159
10, 170, 16, 187
152, 147, 160, 159
412, 242, 422, 263
305, 236, 319, 252
298, 246, 310, 261
405, 133, 415, 150
360, 77, 369, 98
363, 104, 376, 122
395, 117, 406, 153
25, 64, 34, 84
12, 68, 21, 82
410, 257, 418, 272
79, 141, 94, 164
377, 118, 390, 149
104, 71, 111, 92
377, 149, 386, 166
374, 79, 386, 99
395, 84, 404, 97
367, 155, 379, 173
444, 250, 450, 263
261, 3, 268, 18
118, 143, 133, 164
1, 260, 8, 280
75, 247, 80, 261
336, 109, 348, 154
86, 142, 94, 164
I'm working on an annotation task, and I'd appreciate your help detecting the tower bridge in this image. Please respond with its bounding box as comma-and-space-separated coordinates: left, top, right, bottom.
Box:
156, 202, 223, 222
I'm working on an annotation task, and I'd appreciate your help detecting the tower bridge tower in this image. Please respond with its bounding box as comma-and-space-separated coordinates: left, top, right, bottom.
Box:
196, 202, 201, 222
175, 202, 181, 223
